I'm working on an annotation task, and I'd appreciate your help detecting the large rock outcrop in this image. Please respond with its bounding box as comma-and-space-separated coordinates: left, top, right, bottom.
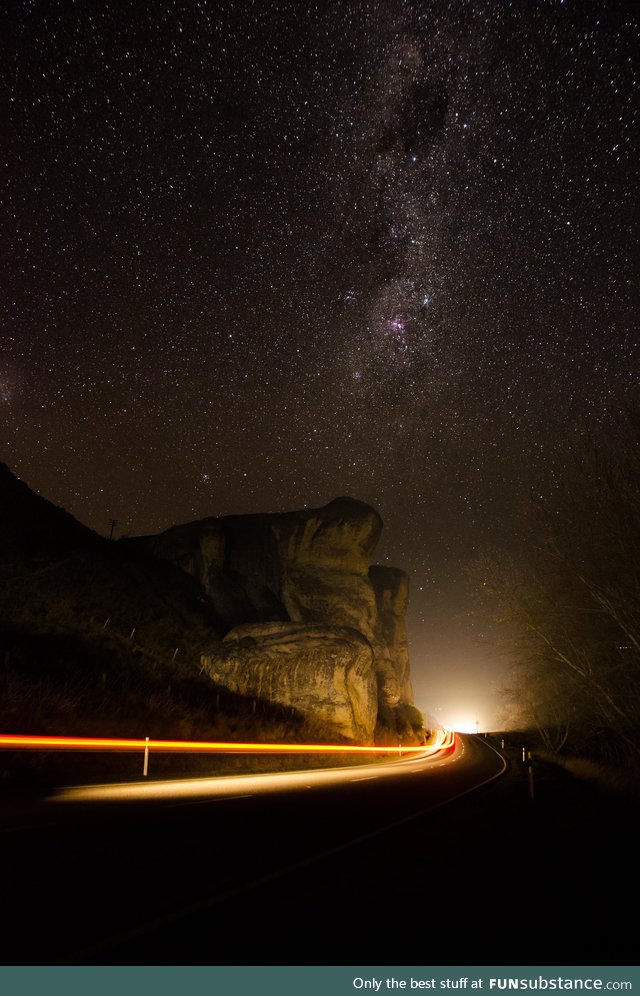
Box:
202, 622, 377, 742
369, 565, 413, 707
135, 496, 416, 742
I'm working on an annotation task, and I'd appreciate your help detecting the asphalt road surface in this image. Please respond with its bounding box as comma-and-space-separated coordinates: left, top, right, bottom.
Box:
1, 735, 637, 966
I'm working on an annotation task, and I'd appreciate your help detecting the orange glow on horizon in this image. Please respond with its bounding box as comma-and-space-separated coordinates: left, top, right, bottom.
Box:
0, 731, 455, 755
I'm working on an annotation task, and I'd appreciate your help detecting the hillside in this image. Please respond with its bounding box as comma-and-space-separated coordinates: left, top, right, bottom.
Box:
0, 465, 422, 789
0, 462, 229, 659
0, 464, 354, 788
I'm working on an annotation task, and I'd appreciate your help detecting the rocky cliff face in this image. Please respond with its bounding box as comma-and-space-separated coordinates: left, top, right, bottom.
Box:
137, 497, 417, 742
369, 565, 413, 708
202, 622, 377, 743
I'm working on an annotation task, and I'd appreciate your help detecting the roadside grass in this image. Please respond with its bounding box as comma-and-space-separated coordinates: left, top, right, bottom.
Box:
482, 730, 640, 803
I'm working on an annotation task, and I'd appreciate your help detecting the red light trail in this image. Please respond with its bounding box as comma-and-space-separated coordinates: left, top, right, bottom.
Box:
0, 731, 455, 755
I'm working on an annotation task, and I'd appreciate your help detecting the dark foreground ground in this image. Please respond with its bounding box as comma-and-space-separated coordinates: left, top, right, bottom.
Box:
183, 736, 638, 969
1, 736, 638, 968
218, 738, 638, 968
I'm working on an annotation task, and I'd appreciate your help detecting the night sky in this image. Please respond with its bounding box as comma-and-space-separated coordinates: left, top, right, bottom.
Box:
2, 0, 638, 730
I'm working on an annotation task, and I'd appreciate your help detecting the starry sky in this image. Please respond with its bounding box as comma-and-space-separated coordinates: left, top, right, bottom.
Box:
2, 0, 638, 729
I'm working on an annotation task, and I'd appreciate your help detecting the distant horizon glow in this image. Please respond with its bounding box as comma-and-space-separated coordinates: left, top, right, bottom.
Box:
418, 686, 512, 735
447, 717, 482, 735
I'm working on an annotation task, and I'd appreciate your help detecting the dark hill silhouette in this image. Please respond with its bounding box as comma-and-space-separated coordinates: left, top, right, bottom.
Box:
0, 461, 99, 563
0, 461, 225, 645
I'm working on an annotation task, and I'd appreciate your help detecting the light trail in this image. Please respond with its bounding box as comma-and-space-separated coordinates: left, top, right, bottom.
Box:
0, 730, 457, 807
0, 730, 454, 755
49, 731, 460, 804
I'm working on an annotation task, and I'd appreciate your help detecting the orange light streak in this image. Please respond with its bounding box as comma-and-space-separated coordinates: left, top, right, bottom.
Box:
0, 731, 455, 755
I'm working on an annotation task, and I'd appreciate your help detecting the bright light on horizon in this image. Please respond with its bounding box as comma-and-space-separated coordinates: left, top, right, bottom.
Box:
448, 717, 481, 734
419, 693, 506, 734
422, 704, 487, 734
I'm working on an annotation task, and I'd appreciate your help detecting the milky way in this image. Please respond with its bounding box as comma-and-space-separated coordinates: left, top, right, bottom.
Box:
2, 0, 638, 725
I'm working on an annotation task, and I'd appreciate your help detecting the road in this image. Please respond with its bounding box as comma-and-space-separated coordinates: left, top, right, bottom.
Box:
4, 733, 638, 967
1, 733, 509, 965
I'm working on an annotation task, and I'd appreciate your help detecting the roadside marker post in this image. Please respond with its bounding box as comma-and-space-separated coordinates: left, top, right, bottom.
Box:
526, 750, 535, 800
143, 736, 149, 777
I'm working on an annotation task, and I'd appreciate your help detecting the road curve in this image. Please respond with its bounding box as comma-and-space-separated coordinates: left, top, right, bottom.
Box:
47, 730, 502, 807
2, 734, 506, 964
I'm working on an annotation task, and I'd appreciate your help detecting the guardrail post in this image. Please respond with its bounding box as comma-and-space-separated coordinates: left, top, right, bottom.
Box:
526, 750, 534, 799
143, 736, 149, 777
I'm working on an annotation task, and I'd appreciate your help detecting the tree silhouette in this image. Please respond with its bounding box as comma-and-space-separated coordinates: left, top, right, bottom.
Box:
474, 400, 640, 771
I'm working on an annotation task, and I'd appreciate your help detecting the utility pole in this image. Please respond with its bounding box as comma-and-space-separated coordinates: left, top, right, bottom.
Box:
108, 518, 117, 540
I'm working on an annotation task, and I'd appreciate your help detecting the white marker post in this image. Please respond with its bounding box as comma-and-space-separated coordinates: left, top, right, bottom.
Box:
143, 736, 149, 777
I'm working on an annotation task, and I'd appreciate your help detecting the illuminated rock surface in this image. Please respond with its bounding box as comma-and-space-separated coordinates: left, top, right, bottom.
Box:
202, 622, 377, 742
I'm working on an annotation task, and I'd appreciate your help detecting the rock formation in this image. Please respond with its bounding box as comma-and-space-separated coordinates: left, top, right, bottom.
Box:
136, 496, 417, 742
202, 622, 377, 742
369, 565, 412, 708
